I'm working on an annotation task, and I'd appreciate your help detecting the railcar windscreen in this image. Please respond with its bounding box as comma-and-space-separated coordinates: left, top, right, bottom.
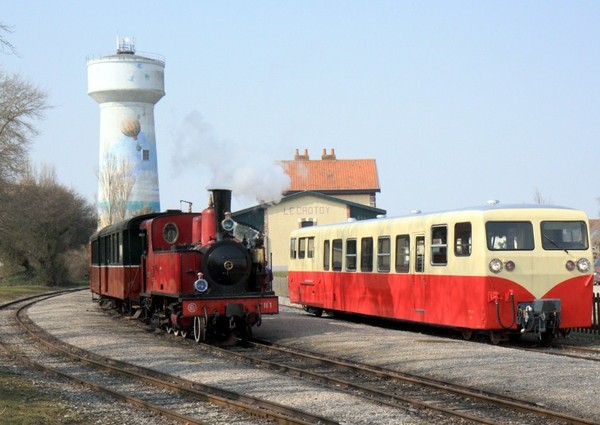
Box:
486, 221, 534, 251
541, 221, 588, 250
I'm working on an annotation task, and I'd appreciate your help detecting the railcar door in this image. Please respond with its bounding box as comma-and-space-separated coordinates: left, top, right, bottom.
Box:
413, 235, 426, 315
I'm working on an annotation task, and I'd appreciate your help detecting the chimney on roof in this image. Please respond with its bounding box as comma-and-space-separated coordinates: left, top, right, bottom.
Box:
321, 148, 336, 160
294, 148, 310, 160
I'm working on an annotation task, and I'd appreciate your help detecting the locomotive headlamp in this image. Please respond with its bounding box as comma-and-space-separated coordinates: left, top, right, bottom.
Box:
194, 273, 209, 293
489, 258, 503, 273
565, 260, 576, 271
221, 217, 235, 232
577, 258, 591, 273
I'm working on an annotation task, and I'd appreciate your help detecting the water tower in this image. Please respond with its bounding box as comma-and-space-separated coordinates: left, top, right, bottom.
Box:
87, 37, 165, 226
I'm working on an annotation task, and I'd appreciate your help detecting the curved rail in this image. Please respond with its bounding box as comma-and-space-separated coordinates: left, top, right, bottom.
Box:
3, 292, 336, 425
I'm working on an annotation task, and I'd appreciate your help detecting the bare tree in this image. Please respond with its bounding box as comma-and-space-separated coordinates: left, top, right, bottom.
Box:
0, 71, 49, 183
533, 187, 552, 205
97, 151, 136, 227
0, 165, 96, 285
0, 23, 18, 56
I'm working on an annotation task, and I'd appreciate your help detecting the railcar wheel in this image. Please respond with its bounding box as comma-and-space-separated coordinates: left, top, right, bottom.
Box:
174, 329, 180, 336
489, 331, 503, 345
180, 330, 187, 338
461, 329, 474, 341
166, 326, 173, 334
194, 316, 207, 343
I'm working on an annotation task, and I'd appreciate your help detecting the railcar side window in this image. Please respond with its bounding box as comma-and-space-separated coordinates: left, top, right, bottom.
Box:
346, 239, 357, 271
361, 237, 373, 272
377, 236, 391, 272
416, 236, 425, 272
290, 238, 297, 259
299, 238, 307, 259
431, 225, 448, 265
541, 221, 588, 250
454, 222, 472, 256
486, 222, 534, 251
323, 240, 330, 270
395, 235, 410, 273
332, 239, 343, 271
307, 237, 315, 258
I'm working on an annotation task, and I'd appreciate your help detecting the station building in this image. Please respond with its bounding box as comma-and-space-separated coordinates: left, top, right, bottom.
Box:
233, 149, 386, 272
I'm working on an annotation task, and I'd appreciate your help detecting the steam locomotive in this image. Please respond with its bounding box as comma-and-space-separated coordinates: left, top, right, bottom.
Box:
89, 189, 278, 342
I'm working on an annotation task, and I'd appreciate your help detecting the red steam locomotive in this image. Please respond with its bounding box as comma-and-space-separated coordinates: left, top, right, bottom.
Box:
89, 189, 278, 342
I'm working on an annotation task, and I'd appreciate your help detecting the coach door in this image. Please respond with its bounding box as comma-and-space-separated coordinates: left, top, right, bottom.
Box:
413, 235, 426, 315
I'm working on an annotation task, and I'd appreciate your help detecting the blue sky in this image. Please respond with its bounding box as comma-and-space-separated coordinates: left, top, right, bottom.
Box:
3, 2, 600, 218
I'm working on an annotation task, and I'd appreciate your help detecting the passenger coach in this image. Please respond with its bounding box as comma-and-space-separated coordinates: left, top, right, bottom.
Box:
288, 204, 594, 343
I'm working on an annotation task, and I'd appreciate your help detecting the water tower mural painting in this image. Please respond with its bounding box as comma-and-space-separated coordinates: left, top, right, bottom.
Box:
87, 37, 165, 227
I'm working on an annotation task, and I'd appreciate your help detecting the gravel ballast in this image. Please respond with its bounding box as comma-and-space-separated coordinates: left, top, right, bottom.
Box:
25, 291, 600, 424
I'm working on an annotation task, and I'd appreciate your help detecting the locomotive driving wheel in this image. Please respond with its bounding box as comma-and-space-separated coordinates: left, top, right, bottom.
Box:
194, 316, 207, 343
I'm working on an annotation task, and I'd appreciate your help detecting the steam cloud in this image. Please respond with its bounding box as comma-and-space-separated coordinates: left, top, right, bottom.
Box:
171, 111, 291, 207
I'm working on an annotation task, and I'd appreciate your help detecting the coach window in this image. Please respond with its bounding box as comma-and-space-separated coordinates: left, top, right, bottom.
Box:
99, 237, 106, 265
332, 239, 343, 271
431, 225, 447, 265
395, 235, 410, 273
377, 236, 391, 272
91, 239, 98, 265
361, 237, 373, 272
454, 222, 472, 256
346, 239, 357, 271
323, 240, 331, 271
290, 238, 297, 259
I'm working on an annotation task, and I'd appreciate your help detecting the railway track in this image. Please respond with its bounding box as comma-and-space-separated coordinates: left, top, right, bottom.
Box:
210, 338, 598, 425
10, 290, 600, 424
0, 291, 336, 425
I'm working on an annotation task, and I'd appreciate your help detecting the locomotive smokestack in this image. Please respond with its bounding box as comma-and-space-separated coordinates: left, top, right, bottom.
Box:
210, 189, 232, 240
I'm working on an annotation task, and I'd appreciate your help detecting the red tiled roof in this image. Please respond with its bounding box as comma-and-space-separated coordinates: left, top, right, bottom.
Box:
279, 158, 380, 192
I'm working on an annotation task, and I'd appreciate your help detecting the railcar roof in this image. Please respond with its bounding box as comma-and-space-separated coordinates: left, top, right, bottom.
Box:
289, 203, 585, 234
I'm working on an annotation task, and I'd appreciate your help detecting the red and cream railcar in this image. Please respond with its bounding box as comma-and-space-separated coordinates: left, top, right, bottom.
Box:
288, 204, 593, 343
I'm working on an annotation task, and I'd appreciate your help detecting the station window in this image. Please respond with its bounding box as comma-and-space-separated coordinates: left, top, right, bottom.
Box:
377, 236, 391, 272
290, 238, 297, 259
431, 225, 447, 265
360, 237, 373, 272
332, 239, 343, 271
323, 240, 330, 271
454, 222, 472, 256
395, 235, 410, 273
346, 239, 357, 271
142, 149, 150, 161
